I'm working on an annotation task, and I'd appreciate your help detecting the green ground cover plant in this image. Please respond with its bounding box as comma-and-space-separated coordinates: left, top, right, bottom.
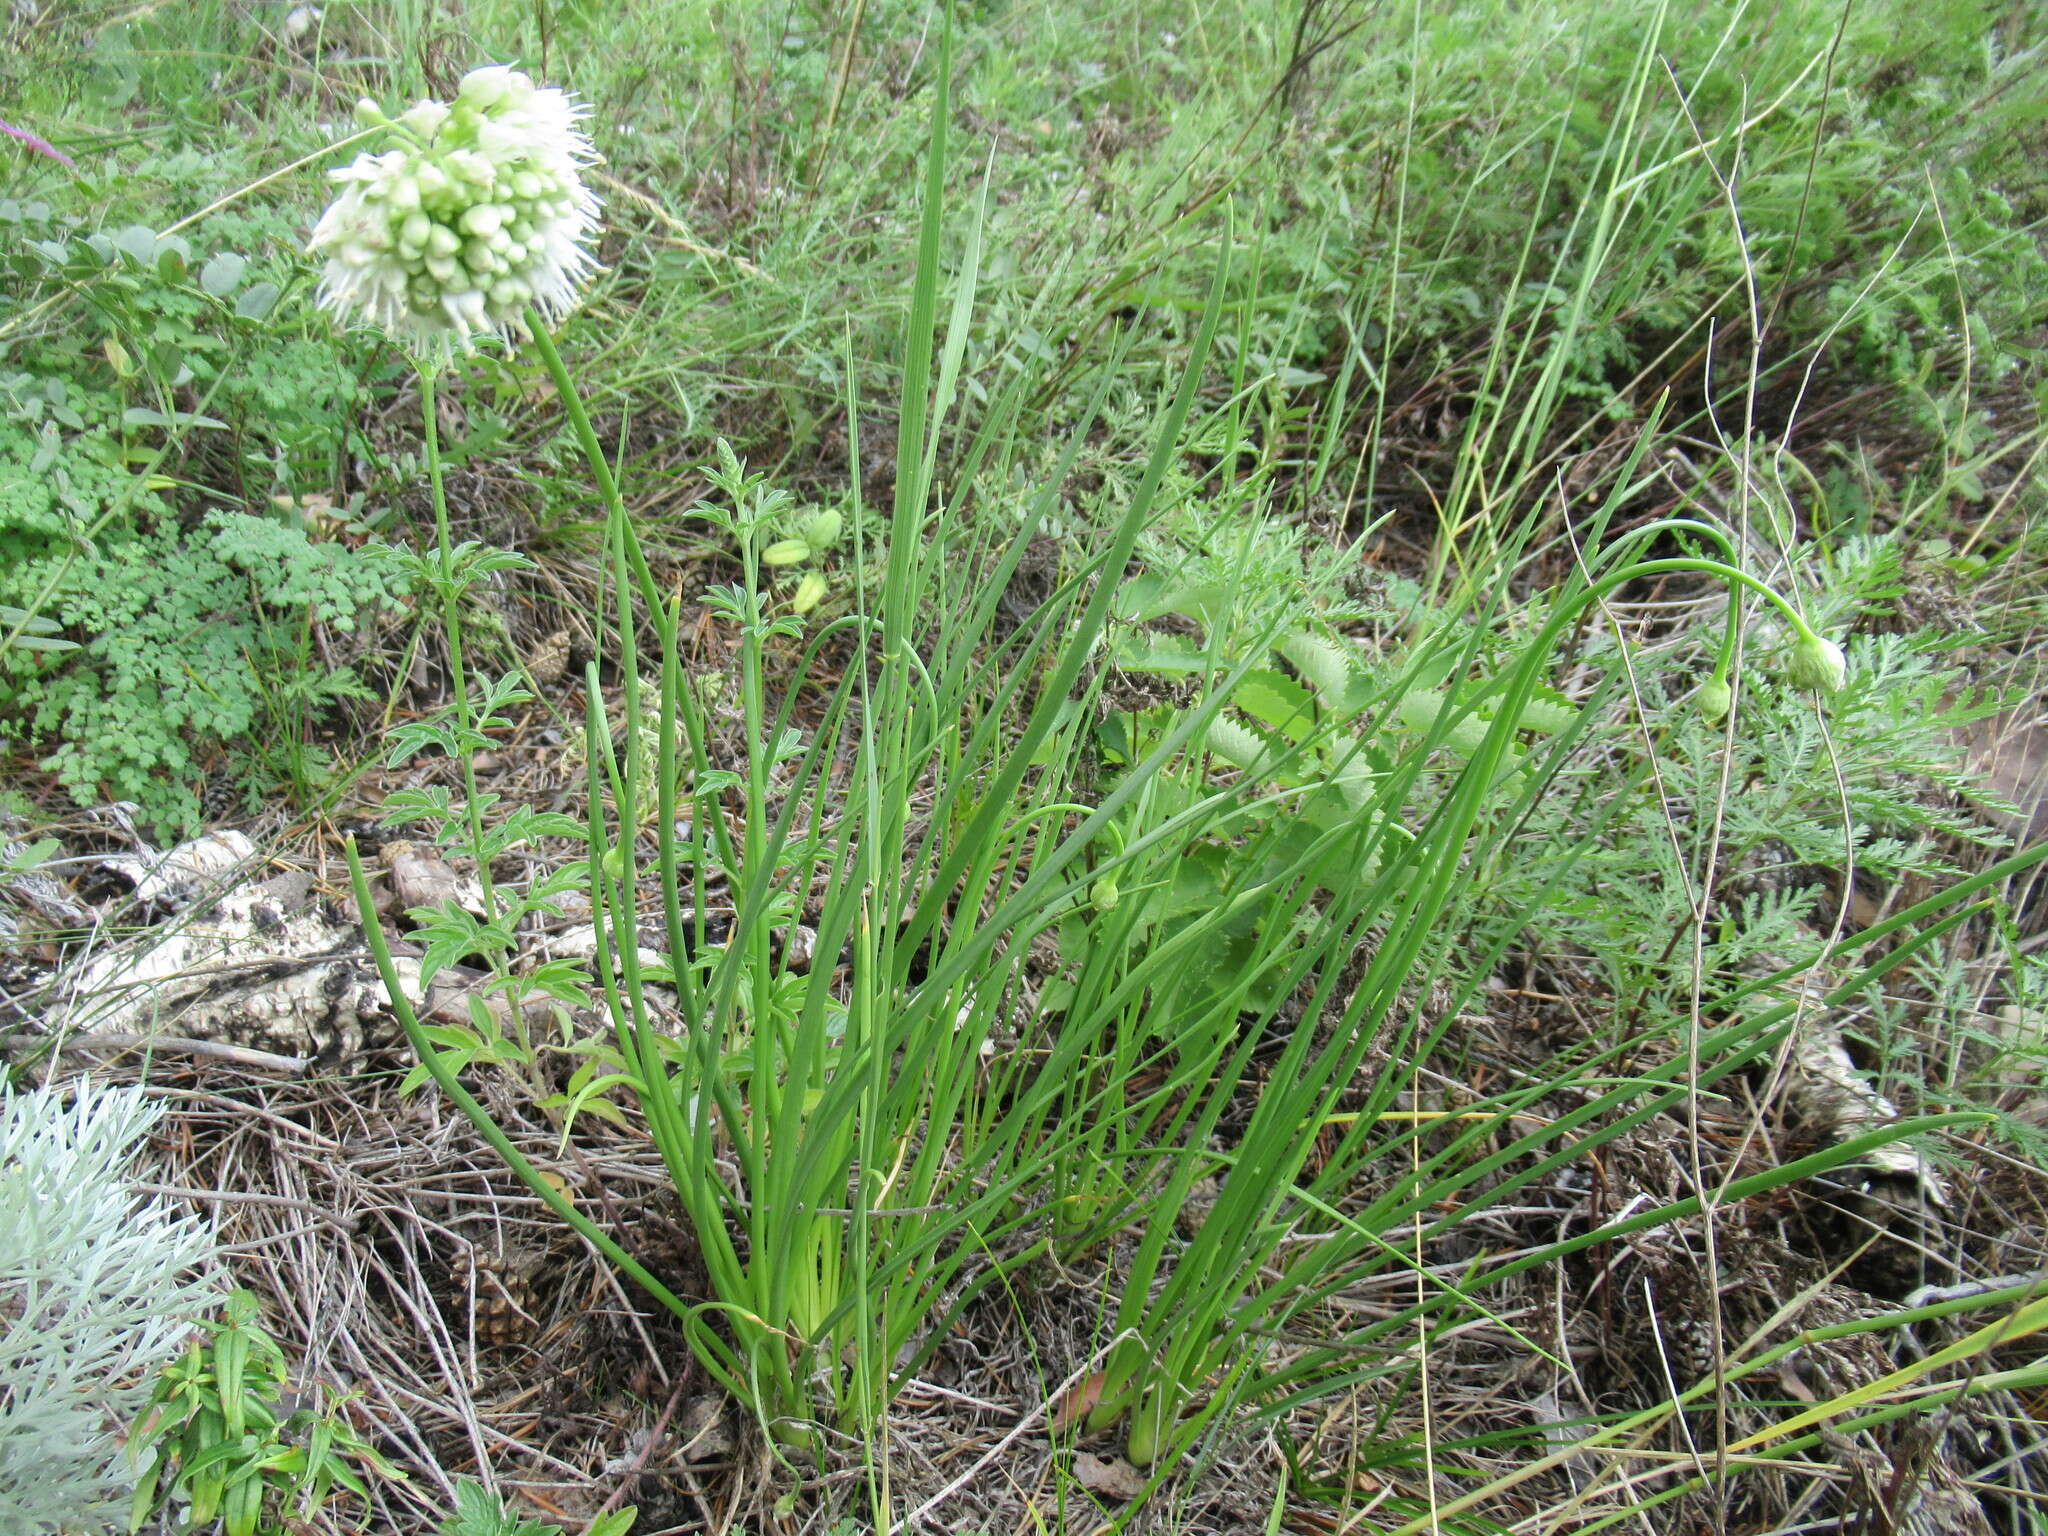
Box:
4, 0, 2047, 1531
126, 1290, 393, 1536
0, 183, 408, 831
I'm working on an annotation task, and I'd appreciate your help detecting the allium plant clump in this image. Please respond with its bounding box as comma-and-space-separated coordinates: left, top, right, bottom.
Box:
308, 65, 600, 357
0, 1079, 217, 1530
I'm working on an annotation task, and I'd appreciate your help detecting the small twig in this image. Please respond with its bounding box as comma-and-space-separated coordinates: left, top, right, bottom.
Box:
26, 1031, 313, 1073
130, 1181, 358, 1234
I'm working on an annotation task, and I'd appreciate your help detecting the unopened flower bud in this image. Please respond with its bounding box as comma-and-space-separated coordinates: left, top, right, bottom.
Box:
1786, 634, 1847, 695
1696, 677, 1733, 722
458, 67, 513, 111
398, 99, 450, 137
447, 148, 495, 186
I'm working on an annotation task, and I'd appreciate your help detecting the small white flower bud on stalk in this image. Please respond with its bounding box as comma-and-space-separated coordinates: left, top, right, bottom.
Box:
309, 64, 600, 359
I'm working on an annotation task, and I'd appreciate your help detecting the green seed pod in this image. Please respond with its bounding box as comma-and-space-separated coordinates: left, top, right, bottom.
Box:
761, 538, 811, 567
799, 508, 843, 549
791, 570, 828, 614
1091, 876, 1120, 913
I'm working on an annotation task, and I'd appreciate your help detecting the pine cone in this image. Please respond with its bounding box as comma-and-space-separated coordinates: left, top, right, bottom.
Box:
449, 1246, 545, 1349
527, 627, 573, 686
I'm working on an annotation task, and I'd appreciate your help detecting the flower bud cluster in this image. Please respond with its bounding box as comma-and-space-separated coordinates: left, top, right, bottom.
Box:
309, 65, 600, 357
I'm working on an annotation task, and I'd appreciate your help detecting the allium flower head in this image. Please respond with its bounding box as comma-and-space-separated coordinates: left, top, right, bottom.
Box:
308, 65, 600, 358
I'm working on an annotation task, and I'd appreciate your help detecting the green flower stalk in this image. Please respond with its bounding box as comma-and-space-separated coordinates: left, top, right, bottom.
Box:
308, 65, 600, 358
316, 63, 603, 1047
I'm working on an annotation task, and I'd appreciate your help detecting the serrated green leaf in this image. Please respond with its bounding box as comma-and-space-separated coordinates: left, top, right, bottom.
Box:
1515, 695, 1578, 733
1205, 715, 1286, 778
1395, 687, 1492, 757
1116, 630, 1210, 675
1231, 668, 1315, 736
1275, 630, 1369, 714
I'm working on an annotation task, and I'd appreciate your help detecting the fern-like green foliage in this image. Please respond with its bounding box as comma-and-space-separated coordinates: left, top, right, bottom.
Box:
1, 193, 391, 834
438, 1478, 634, 1536
5, 511, 408, 833
1506, 536, 2010, 1026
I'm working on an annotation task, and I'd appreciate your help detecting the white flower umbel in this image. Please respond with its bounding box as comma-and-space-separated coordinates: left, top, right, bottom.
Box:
309, 65, 600, 358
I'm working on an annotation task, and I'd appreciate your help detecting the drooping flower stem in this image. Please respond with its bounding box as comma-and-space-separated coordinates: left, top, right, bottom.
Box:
417, 363, 497, 923
1578, 517, 1748, 713
1599, 557, 1832, 679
